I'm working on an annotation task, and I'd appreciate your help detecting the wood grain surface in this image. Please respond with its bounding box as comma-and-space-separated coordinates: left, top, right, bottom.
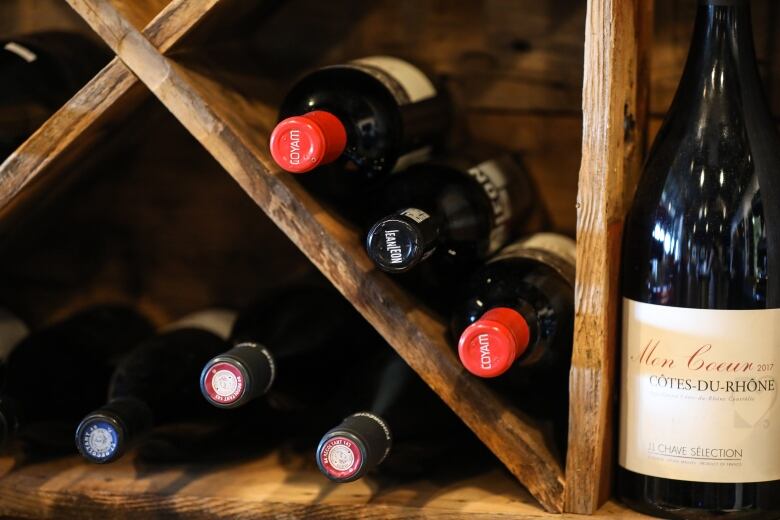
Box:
65, 0, 568, 511
0, 447, 649, 519
565, 0, 653, 514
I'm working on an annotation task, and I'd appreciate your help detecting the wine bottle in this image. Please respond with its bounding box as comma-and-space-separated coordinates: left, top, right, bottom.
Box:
316, 354, 473, 483
0, 305, 153, 451
451, 233, 575, 378
364, 154, 546, 275
619, 1, 780, 518
0, 32, 108, 160
450, 233, 574, 441
75, 310, 235, 463
269, 56, 450, 186
200, 286, 372, 414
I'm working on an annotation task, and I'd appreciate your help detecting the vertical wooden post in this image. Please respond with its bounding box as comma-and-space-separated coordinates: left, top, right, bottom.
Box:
565, 0, 653, 513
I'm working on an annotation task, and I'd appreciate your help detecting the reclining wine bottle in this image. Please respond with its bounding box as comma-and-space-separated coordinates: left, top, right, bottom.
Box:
316, 353, 474, 483
75, 310, 235, 463
364, 154, 546, 276
450, 233, 574, 437
269, 56, 450, 187
200, 286, 376, 433
0, 31, 108, 160
0, 305, 153, 451
451, 233, 575, 378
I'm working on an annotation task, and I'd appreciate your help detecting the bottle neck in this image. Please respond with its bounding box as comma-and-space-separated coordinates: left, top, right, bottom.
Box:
316, 412, 392, 482
678, 1, 762, 109
200, 343, 276, 408
365, 208, 440, 272
76, 397, 153, 463
457, 305, 537, 378
269, 110, 347, 174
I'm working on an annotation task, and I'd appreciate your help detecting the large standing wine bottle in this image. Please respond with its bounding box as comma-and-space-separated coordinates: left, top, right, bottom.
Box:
269, 56, 449, 188
0, 306, 153, 451
364, 154, 546, 276
0, 32, 108, 160
199, 286, 373, 420
619, 1, 780, 518
75, 310, 235, 463
315, 354, 474, 483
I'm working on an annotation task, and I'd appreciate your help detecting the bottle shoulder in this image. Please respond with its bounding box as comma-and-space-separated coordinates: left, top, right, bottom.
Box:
280, 67, 401, 121
623, 122, 772, 308
451, 258, 573, 332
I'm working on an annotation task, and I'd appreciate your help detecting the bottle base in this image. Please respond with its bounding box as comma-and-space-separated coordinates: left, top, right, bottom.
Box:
620, 496, 780, 520
617, 468, 780, 520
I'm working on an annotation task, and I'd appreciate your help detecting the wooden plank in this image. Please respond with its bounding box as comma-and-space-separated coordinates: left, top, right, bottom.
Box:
0, 450, 649, 519
0, 0, 222, 227
565, 0, 652, 513
66, 0, 567, 511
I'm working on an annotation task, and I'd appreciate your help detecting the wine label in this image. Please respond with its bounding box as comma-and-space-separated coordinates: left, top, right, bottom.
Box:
0, 310, 28, 362
393, 145, 433, 173
4, 42, 37, 63
400, 207, 431, 224
467, 160, 514, 254
235, 342, 277, 394
620, 299, 780, 483
348, 56, 437, 105
164, 309, 237, 341
491, 233, 576, 286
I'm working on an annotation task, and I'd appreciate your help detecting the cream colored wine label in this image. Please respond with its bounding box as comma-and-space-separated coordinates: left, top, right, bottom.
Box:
620, 299, 780, 483
164, 309, 237, 341
349, 56, 436, 104
467, 159, 513, 255
491, 233, 576, 286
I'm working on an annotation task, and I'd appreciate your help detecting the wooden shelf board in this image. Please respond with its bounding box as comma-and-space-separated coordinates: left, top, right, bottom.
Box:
64, 0, 566, 511
0, 450, 646, 519
566, 0, 653, 513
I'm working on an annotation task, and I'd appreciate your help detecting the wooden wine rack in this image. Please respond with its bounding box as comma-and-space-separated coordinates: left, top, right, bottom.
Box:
0, 0, 655, 516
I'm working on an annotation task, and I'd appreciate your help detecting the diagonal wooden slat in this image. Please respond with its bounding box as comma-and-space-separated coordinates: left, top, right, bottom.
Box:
66, 0, 567, 512
0, 0, 221, 224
